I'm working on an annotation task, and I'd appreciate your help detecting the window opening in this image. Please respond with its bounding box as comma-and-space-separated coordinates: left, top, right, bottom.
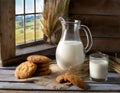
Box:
15, 0, 44, 45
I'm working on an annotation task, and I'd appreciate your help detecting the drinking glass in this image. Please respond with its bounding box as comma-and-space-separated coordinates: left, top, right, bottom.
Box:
89, 53, 109, 82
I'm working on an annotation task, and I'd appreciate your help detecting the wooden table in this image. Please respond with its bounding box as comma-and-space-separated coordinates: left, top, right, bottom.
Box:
0, 67, 120, 93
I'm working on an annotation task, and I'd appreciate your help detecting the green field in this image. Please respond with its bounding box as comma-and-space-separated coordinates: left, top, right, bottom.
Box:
16, 18, 43, 44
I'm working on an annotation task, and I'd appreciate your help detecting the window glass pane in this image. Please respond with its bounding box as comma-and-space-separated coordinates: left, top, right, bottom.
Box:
16, 0, 24, 14
25, 15, 35, 42
16, 16, 24, 44
36, 14, 43, 40
25, 0, 34, 13
36, 0, 44, 12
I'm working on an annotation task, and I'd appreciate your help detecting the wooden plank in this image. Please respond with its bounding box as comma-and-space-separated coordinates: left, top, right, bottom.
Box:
16, 44, 56, 56
0, 90, 119, 93
81, 37, 120, 53
90, 38, 120, 53
0, 81, 119, 91
68, 84, 120, 92
0, 82, 51, 90
84, 83, 120, 91
0, 0, 15, 66
0, 70, 120, 84
70, 0, 120, 15
70, 15, 120, 38
0, 70, 14, 75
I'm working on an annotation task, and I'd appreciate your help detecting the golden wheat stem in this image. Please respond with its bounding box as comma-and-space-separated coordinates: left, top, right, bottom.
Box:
40, 0, 70, 44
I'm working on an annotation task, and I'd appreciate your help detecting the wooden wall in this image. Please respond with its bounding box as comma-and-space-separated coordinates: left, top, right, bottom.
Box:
69, 0, 120, 55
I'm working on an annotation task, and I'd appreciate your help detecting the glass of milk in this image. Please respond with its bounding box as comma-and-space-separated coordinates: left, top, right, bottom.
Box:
89, 53, 109, 82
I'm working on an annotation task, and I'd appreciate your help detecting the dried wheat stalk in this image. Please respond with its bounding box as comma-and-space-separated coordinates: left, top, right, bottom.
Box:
109, 56, 120, 64
109, 60, 120, 73
109, 56, 120, 74
40, 0, 70, 44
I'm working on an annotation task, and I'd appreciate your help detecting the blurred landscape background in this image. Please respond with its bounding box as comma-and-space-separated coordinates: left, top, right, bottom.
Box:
16, 14, 43, 44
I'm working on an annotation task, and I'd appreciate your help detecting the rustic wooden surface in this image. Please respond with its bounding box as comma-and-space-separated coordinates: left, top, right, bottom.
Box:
0, 91, 119, 93
0, 67, 120, 93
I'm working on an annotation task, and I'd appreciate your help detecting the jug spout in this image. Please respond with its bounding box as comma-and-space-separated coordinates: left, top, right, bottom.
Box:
59, 17, 66, 24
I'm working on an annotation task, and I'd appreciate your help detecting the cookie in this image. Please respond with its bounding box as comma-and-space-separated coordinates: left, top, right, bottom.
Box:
37, 67, 49, 72
27, 55, 51, 63
15, 61, 37, 79
65, 72, 86, 89
56, 74, 67, 83
37, 62, 50, 68
34, 69, 52, 76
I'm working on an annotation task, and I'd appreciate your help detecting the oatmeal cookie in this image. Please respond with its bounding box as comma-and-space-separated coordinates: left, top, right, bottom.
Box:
65, 72, 86, 89
27, 55, 51, 63
56, 74, 67, 83
36, 67, 49, 72
37, 62, 50, 68
34, 69, 52, 76
15, 61, 37, 79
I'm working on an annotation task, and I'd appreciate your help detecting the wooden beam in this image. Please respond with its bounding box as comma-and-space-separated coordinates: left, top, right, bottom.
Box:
0, 0, 2, 65
0, 0, 15, 66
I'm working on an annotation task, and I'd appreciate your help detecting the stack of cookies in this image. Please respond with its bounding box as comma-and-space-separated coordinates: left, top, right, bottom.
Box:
27, 55, 52, 76
15, 55, 52, 79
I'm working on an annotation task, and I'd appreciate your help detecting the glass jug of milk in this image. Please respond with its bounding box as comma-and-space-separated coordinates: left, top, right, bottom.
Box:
56, 17, 93, 70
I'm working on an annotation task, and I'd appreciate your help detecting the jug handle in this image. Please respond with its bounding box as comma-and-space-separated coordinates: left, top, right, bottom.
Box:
80, 25, 93, 53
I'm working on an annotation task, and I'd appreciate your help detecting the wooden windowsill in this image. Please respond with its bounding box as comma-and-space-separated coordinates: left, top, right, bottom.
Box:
2, 43, 56, 66
16, 43, 56, 56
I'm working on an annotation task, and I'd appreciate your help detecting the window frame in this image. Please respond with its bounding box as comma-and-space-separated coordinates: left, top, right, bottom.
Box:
15, 0, 45, 46
0, 0, 56, 66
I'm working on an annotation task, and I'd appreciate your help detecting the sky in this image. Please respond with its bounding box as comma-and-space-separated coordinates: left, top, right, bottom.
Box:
16, 0, 44, 14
